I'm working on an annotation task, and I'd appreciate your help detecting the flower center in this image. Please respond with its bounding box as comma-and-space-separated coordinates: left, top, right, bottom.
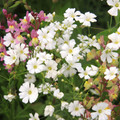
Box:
115, 40, 119, 44
20, 50, 24, 54
28, 90, 32, 95
9, 25, 14, 30
105, 49, 111, 54
33, 65, 37, 69
98, 109, 102, 113
115, 3, 119, 7
48, 67, 52, 70
11, 40, 14, 43
28, 76, 32, 79
75, 107, 79, 111
12, 56, 16, 60
69, 49, 73, 53
84, 71, 88, 76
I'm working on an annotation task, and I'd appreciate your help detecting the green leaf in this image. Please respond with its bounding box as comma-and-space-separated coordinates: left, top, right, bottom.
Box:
9, 1, 21, 9
96, 27, 117, 42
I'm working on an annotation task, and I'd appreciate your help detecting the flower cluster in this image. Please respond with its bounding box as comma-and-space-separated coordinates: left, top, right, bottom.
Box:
0, 2, 120, 120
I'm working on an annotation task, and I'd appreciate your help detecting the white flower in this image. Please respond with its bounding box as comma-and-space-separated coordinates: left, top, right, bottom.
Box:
104, 67, 118, 80
29, 113, 40, 120
59, 63, 77, 77
44, 105, 54, 117
44, 60, 58, 79
78, 66, 91, 79
53, 89, 64, 99
62, 18, 77, 31
4, 48, 18, 65
19, 82, 38, 104
107, 0, 120, 16
13, 43, 29, 61
60, 40, 79, 58
24, 73, 36, 83
4, 93, 15, 102
61, 101, 69, 110
78, 12, 97, 27
3, 33, 15, 47
38, 83, 56, 94
26, 58, 45, 74
45, 12, 55, 22
100, 47, 118, 63
37, 27, 55, 49
108, 33, 120, 50
89, 65, 98, 76
68, 100, 85, 117
91, 102, 111, 120
64, 8, 81, 20
36, 51, 53, 63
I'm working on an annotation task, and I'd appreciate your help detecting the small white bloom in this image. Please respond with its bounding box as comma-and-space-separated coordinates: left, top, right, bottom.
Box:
108, 33, 120, 50
68, 100, 85, 117
44, 105, 54, 117
100, 47, 118, 63
3, 33, 15, 47
38, 83, 56, 94
64, 8, 81, 20
4, 93, 15, 102
53, 89, 64, 99
78, 12, 97, 27
29, 112, 40, 120
4, 48, 18, 65
104, 67, 118, 80
19, 82, 38, 104
107, 0, 120, 16
91, 102, 111, 120
45, 12, 55, 22
78, 66, 91, 79
26, 58, 45, 74
61, 101, 69, 111
44, 60, 58, 79
89, 65, 98, 76
24, 73, 36, 83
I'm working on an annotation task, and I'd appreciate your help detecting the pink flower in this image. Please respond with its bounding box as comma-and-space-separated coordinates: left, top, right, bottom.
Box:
6, 20, 18, 33
37, 10, 48, 22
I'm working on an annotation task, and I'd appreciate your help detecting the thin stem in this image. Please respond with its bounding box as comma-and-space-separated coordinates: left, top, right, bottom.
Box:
0, 74, 8, 81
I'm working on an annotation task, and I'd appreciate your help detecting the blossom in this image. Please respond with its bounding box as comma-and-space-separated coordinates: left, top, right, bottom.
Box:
78, 12, 97, 27
29, 113, 40, 120
53, 89, 64, 99
13, 43, 29, 61
100, 47, 118, 63
108, 33, 120, 50
107, 0, 120, 16
26, 58, 45, 74
64, 8, 81, 20
38, 83, 56, 94
19, 82, 38, 103
4, 93, 15, 102
4, 48, 18, 65
78, 66, 91, 79
68, 100, 85, 117
91, 102, 111, 120
61, 101, 69, 110
60, 39, 80, 58
44, 105, 54, 117
3, 33, 15, 47
44, 60, 58, 79
104, 67, 118, 80
24, 73, 36, 83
